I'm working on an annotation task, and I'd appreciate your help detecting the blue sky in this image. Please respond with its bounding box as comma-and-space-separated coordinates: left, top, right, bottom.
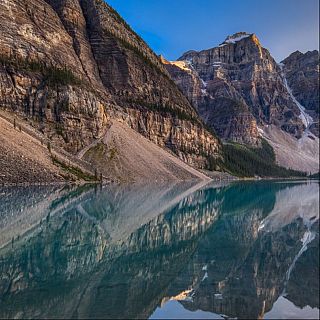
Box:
106, 0, 319, 62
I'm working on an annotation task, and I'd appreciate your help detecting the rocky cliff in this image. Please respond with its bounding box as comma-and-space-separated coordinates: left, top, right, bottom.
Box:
0, 0, 221, 183
164, 32, 305, 145
281, 50, 319, 136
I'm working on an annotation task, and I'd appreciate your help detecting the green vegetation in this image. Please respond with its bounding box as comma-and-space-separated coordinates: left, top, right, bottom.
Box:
203, 123, 221, 143
147, 103, 199, 123
52, 156, 96, 181
85, 143, 117, 162
221, 139, 307, 178
109, 147, 117, 160
309, 172, 320, 179
55, 123, 69, 143
86, 143, 106, 159
125, 97, 201, 125
0, 54, 82, 87
107, 2, 135, 34
45, 67, 81, 87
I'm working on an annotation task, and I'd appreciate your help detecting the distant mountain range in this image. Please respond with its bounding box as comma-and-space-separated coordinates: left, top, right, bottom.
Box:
0, 1, 318, 183
163, 32, 319, 173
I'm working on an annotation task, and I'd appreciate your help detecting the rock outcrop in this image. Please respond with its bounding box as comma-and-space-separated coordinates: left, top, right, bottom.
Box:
0, 0, 221, 182
281, 50, 319, 136
164, 32, 305, 145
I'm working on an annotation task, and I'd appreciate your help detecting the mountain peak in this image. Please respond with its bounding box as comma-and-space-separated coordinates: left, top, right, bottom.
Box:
159, 54, 169, 64
287, 50, 303, 58
225, 32, 252, 42
220, 32, 260, 47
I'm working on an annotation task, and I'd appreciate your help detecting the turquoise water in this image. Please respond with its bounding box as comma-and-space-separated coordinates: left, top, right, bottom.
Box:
0, 180, 319, 319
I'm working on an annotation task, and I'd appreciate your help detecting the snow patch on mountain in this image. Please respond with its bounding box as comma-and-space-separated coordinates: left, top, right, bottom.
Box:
279, 63, 314, 130
212, 62, 222, 67
221, 32, 252, 45
201, 79, 207, 88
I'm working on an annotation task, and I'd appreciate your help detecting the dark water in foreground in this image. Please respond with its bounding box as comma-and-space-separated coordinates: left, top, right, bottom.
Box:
0, 180, 319, 319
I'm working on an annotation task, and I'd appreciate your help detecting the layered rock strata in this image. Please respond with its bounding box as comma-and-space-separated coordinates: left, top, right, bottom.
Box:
281, 50, 319, 136
164, 32, 306, 145
0, 0, 221, 179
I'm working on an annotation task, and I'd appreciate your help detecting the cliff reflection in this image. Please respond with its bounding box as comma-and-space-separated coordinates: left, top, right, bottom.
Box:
0, 180, 318, 319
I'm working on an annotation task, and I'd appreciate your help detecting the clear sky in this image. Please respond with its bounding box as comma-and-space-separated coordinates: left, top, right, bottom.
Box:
106, 0, 319, 62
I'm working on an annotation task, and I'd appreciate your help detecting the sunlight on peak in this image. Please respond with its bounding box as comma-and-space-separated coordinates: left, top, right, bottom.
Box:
169, 60, 192, 72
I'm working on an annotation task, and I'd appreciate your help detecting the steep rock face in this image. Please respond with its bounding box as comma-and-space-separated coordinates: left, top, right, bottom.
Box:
162, 58, 258, 145
0, 0, 220, 174
199, 97, 258, 145
0, 0, 85, 74
0, 64, 108, 152
125, 109, 219, 167
164, 32, 305, 144
162, 57, 203, 109
282, 50, 319, 136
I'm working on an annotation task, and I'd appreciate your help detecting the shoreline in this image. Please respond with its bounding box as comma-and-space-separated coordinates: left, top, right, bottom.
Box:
0, 176, 317, 188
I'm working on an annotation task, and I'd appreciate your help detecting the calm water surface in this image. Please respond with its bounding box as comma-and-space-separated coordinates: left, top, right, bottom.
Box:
0, 180, 319, 319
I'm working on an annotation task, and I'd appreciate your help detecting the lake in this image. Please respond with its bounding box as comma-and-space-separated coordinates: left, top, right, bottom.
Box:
0, 180, 319, 319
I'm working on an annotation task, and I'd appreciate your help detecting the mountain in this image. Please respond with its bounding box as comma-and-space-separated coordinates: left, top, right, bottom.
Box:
164, 32, 319, 173
0, 0, 221, 183
281, 50, 319, 136
0, 2, 316, 181
163, 32, 304, 144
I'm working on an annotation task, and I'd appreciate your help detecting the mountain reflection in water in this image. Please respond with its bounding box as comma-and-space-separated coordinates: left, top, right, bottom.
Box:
0, 180, 319, 319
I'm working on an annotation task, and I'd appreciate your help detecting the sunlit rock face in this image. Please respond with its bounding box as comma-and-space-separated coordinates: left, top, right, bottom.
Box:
281, 50, 320, 136
164, 32, 305, 144
0, 0, 220, 170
